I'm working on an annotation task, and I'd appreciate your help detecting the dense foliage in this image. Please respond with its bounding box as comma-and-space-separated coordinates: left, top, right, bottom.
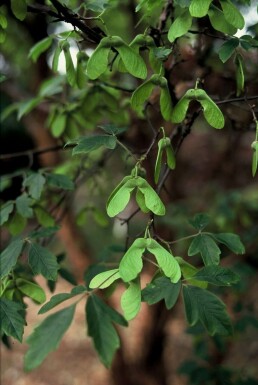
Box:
0, 0, 258, 383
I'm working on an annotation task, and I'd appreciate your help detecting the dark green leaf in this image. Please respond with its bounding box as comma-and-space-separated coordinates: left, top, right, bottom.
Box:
189, 213, 210, 231
45, 173, 74, 190
28, 243, 59, 281
142, 277, 181, 309
160, 84, 173, 121
218, 38, 239, 63
23, 173, 46, 200
39, 286, 87, 314
0, 298, 26, 342
16, 194, 34, 218
10, 0, 27, 21
0, 239, 24, 279
183, 285, 233, 335
16, 278, 46, 304
86, 294, 127, 367
0, 201, 14, 226
72, 135, 117, 155
28, 37, 53, 63
211, 233, 245, 254
24, 305, 76, 371
29, 226, 60, 239
188, 234, 221, 265
62, 42, 76, 87
7, 212, 27, 236
193, 266, 240, 286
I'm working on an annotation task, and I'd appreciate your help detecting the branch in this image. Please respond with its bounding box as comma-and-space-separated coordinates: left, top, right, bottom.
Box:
0, 144, 66, 160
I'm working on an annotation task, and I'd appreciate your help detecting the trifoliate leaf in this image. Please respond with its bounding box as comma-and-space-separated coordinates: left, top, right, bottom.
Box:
86, 294, 127, 367
121, 280, 141, 320
188, 234, 221, 265
142, 277, 181, 309
189, 213, 210, 231
183, 285, 233, 335
24, 305, 76, 371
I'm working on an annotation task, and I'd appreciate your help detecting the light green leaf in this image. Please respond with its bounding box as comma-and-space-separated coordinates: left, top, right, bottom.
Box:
189, 0, 213, 17
16, 278, 46, 304
0, 13, 7, 29
168, 9, 192, 42
183, 285, 233, 335
17, 97, 42, 120
0, 201, 14, 226
171, 89, 194, 123
24, 305, 76, 371
10, 0, 27, 21
86, 294, 127, 367
52, 44, 62, 72
135, 189, 150, 213
51, 112, 67, 138
218, 38, 239, 63
23, 173, 46, 200
147, 239, 181, 283
62, 42, 76, 87
193, 266, 240, 286
116, 44, 147, 79
252, 141, 258, 177
0, 239, 24, 279
142, 277, 181, 309
16, 194, 34, 218
28, 243, 59, 281
28, 37, 53, 63
208, 6, 237, 35
154, 139, 165, 184
211, 233, 245, 254
188, 234, 221, 265
166, 144, 176, 169
106, 179, 135, 217
106, 176, 132, 208
34, 207, 55, 228
86, 42, 110, 79
72, 135, 117, 155
119, 238, 146, 282
0, 298, 26, 342
160, 85, 173, 121
39, 286, 87, 314
196, 90, 225, 129
45, 173, 74, 190
89, 269, 120, 289
219, 0, 245, 30
137, 178, 165, 216
121, 280, 141, 320
235, 54, 244, 96
131, 79, 155, 114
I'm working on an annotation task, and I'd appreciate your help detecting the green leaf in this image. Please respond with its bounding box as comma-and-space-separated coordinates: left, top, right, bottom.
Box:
62, 42, 76, 87
10, 0, 27, 21
176, 257, 207, 288
0, 298, 26, 342
85, 0, 110, 12
51, 113, 67, 137
29, 226, 60, 240
52, 44, 62, 72
189, 0, 212, 17
121, 280, 141, 320
86, 294, 127, 367
137, 177, 165, 216
135, 189, 150, 213
7, 212, 27, 236
119, 238, 146, 282
72, 135, 117, 155
193, 266, 240, 286
154, 139, 165, 184
28, 243, 59, 281
28, 37, 53, 63
218, 38, 239, 63
106, 176, 131, 208
189, 213, 210, 231
24, 305, 76, 371
89, 269, 120, 289
142, 277, 181, 309
16, 278, 46, 304
0, 201, 14, 226
0, 13, 7, 29
211, 233, 245, 254
16, 194, 34, 218
34, 207, 55, 228
208, 7, 237, 35
252, 141, 258, 177
23, 173, 46, 200
147, 239, 181, 283
39, 286, 87, 314
106, 179, 135, 217
171, 90, 193, 123
131, 79, 155, 114
188, 234, 221, 265
219, 0, 245, 30
76, 51, 88, 89
17, 97, 42, 120
0, 239, 24, 279
86, 42, 110, 80
165, 143, 176, 170
196, 90, 225, 129
168, 9, 192, 42
116, 44, 147, 79
235, 53, 244, 96
160, 84, 173, 121
183, 285, 233, 335
45, 173, 74, 190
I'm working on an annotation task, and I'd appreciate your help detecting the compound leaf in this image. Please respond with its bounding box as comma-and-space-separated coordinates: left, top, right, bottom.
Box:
24, 305, 76, 371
